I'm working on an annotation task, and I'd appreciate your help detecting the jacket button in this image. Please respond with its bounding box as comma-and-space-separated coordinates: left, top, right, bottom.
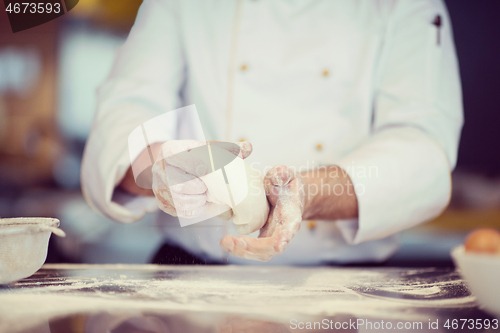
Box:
238, 137, 246, 142
316, 143, 323, 151
322, 69, 329, 77
307, 220, 317, 230
240, 64, 248, 71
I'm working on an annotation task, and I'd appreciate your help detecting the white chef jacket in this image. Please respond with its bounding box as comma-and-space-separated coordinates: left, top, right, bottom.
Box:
81, 0, 463, 265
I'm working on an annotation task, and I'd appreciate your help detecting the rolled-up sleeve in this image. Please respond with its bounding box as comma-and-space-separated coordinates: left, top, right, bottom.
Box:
81, 0, 184, 223
336, 0, 463, 244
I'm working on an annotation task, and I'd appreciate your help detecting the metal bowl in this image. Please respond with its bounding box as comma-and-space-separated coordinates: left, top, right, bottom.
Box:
0, 217, 66, 284
451, 245, 500, 317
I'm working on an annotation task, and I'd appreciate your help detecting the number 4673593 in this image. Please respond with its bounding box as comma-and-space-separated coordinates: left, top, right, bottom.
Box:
5, 2, 61, 14
443, 318, 499, 330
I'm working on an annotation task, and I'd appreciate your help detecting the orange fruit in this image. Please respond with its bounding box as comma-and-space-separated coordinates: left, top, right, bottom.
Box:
464, 228, 500, 254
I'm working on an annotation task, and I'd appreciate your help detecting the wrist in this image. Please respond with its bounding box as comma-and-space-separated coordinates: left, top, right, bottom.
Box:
300, 172, 314, 220
300, 165, 347, 220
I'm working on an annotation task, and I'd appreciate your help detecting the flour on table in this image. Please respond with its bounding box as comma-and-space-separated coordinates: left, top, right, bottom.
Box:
0, 266, 475, 333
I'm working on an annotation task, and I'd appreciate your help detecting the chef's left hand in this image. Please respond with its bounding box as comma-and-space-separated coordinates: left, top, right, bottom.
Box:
220, 165, 304, 261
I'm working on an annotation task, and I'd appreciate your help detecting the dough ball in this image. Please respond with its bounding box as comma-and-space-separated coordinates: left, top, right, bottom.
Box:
464, 228, 500, 254
201, 145, 269, 235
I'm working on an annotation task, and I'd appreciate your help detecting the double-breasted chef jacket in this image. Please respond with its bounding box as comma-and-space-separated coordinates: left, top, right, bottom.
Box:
82, 0, 463, 265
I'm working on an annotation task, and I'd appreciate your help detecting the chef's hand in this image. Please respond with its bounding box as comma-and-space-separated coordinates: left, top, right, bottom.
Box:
219, 165, 359, 261
220, 165, 305, 261
152, 140, 252, 218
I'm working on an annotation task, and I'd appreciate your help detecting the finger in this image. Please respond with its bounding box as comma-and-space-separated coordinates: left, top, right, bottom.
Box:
230, 229, 294, 259
152, 163, 176, 211
159, 140, 210, 177
220, 235, 275, 262
170, 191, 207, 210
258, 207, 278, 238
153, 186, 172, 206
223, 169, 305, 261
156, 197, 178, 216
164, 165, 207, 194
267, 165, 294, 187
158, 140, 207, 159
165, 151, 209, 178
271, 198, 303, 251
152, 161, 191, 216
152, 186, 178, 216
154, 160, 208, 218
264, 165, 295, 205
265, 171, 305, 212
221, 231, 283, 259
177, 202, 210, 218
239, 235, 282, 255
209, 140, 253, 159
238, 141, 253, 159
155, 187, 208, 218
223, 189, 303, 258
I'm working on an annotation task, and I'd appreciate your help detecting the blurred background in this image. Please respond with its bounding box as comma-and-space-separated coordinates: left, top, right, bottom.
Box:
0, 0, 499, 266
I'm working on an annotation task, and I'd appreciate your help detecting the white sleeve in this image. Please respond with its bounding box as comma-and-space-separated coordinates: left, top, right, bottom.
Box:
336, 0, 463, 244
81, 0, 184, 223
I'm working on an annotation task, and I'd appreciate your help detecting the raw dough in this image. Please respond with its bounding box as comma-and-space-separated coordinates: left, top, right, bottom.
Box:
201, 145, 269, 235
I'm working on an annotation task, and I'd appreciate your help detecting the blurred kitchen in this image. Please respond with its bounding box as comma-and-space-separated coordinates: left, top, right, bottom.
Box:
0, 0, 499, 266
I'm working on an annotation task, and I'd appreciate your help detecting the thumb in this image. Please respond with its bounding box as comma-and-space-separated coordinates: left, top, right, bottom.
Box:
235, 141, 253, 159
264, 165, 294, 206
209, 141, 253, 159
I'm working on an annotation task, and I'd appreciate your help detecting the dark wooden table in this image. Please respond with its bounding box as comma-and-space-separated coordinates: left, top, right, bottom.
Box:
0, 264, 497, 333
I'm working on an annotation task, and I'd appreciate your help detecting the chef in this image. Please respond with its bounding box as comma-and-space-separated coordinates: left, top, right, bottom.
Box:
81, 0, 463, 265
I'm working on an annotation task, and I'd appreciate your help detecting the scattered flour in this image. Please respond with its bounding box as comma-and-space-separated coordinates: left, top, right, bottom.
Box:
0, 265, 475, 332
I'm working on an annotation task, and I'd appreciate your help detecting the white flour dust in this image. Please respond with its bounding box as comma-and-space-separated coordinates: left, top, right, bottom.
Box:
0, 265, 475, 332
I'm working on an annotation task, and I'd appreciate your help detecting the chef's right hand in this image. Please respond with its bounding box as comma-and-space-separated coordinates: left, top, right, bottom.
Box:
151, 140, 252, 218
